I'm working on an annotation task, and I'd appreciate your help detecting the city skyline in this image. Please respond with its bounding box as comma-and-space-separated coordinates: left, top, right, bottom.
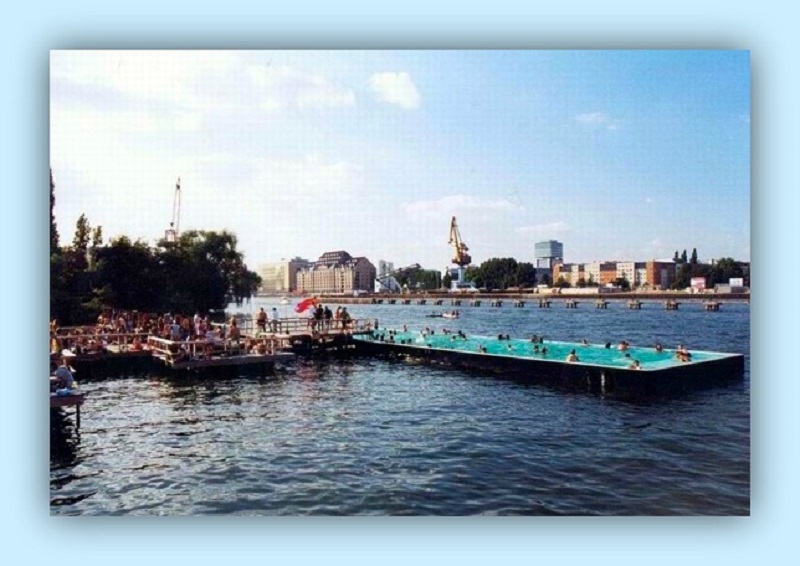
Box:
50, 50, 750, 270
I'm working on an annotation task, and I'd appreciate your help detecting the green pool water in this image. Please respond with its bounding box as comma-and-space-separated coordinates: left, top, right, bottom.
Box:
359, 331, 731, 371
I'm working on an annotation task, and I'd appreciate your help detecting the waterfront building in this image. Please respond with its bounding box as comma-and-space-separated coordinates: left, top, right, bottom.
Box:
616, 261, 647, 287
534, 240, 564, 269
645, 260, 677, 290
257, 257, 312, 294
586, 261, 618, 286
297, 250, 377, 295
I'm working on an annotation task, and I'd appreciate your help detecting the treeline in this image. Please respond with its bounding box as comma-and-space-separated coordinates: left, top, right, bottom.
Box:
671, 248, 747, 290
465, 258, 537, 290
395, 268, 442, 291
50, 170, 261, 325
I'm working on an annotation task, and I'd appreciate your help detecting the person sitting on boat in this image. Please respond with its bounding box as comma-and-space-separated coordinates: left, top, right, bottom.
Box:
655, 343, 664, 353
565, 349, 580, 363
629, 360, 642, 370
54, 351, 77, 390
618, 340, 629, 351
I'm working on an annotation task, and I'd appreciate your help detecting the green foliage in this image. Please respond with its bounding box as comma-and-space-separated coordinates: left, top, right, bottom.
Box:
50, 169, 59, 255
68, 214, 91, 272
470, 258, 537, 290
442, 271, 452, 289
613, 277, 631, 291
51, 228, 261, 324
396, 267, 441, 290
553, 276, 571, 289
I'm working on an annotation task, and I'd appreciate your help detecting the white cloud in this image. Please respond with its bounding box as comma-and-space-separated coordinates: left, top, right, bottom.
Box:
248, 64, 355, 111
369, 72, 421, 109
404, 195, 519, 219
574, 112, 620, 130
515, 222, 570, 237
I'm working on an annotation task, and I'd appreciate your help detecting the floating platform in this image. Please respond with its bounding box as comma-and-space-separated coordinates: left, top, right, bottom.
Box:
354, 332, 745, 398
147, 336, 295, 370
50, 390, 85, 408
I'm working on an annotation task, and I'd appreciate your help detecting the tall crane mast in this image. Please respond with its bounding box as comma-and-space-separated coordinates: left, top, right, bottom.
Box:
448, 216, 471, 267
164, 177, 181, 243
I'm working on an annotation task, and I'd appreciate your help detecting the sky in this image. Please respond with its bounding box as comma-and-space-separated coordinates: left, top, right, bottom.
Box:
50, 50, 750, 271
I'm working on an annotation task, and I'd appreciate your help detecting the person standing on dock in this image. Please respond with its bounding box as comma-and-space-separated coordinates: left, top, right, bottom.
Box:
270, 308, 279, 333
340, 307, 351, 330
256, 308, 267, 334
324, 305, 333, 329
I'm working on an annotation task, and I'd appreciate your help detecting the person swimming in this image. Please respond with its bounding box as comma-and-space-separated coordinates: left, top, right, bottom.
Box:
565, 349, 579, 362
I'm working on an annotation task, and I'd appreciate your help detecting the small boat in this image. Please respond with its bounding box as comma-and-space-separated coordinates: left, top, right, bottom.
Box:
442, 311, 460, 319
279, 297, 291, 305
425, 313, 444, 318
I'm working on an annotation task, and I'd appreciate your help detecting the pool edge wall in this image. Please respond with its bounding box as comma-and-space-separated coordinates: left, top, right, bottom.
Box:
354, 340, 745, 398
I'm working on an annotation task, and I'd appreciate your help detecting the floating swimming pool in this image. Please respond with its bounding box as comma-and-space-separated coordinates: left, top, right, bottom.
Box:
354, 330, 744, 397
361, 331, 728, 370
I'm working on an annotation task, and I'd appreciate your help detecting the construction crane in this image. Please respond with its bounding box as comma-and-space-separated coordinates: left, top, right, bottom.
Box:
448, 217, 472, 290
448, 216, 471, 267
164, 177, 181, 243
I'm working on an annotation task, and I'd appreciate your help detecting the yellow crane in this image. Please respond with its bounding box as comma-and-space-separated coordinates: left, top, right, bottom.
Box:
448, 216, 471, 267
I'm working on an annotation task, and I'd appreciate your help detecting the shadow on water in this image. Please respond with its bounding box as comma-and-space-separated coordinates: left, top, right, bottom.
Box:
50, 410, 80, 469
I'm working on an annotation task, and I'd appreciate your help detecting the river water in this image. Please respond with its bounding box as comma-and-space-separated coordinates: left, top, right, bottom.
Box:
50, 298, 750, 515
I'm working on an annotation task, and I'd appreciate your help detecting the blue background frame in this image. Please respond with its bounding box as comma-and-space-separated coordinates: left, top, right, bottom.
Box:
6, 1, 795, 564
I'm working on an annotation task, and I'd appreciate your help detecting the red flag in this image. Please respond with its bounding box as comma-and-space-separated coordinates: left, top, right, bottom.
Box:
294, 297, 318, 313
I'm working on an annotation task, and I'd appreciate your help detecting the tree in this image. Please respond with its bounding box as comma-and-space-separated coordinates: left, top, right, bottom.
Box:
94, 236, 162, 311
681, 249, 688, 263
553, 276, 570, 289
515, 262, 537, 288
690, 248, 698, 265
471, 257, 537, 290
442, 271, 452, 290
69, 213, 91, 272
159, 230, 261, 311
613, 277, 631, 291
50, 168, 59, 256
708, 257, 744, 287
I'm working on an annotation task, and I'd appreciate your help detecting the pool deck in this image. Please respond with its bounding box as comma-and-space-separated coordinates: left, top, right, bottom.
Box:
354, 333, 745, 397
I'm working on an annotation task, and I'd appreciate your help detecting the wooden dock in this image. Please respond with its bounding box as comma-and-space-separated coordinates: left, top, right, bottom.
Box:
50, 389, 85, 427
147, 335, 294, 370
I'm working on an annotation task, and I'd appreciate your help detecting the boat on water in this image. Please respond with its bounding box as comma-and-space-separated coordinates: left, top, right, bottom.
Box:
279, 297, 291, 305
425, 311, 460, 319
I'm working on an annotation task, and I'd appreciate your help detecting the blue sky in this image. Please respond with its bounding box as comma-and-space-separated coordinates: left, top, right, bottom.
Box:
50, 50, 750, 271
